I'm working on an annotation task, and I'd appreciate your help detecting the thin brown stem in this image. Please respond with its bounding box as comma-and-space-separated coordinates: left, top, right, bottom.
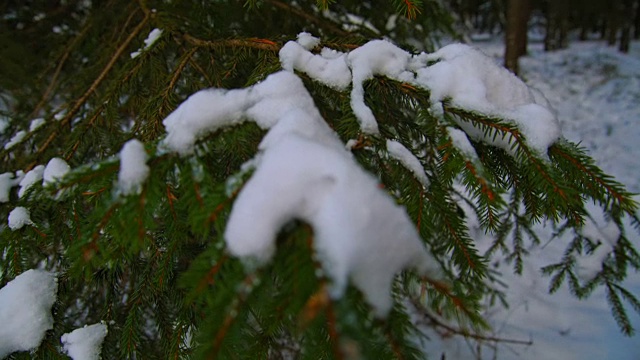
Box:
411, 297, 532, 346
29, 25, 92, 120
183, 34, 280, 52
166, 48, 198, 93
33, 9, 150, 165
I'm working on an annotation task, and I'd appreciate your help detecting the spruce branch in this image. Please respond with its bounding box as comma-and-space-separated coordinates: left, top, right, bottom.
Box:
549, 143, 637, 213
395, 0, 423, 20
31, 9, 151, 167
29, 23, 92, 120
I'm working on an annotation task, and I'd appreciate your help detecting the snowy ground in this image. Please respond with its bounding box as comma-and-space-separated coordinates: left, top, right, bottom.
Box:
432, 38, 640, 360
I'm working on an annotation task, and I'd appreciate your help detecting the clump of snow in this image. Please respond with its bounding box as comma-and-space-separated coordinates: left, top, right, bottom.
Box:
346, 40, 414, 134
386, 139, 429, 187
162, 71, 343, 155
161, 68, 442, 317
8, 206, 32, 230
130, 28, 163, 59
226, 135, 442, 317
446, 126, 479, 160
61, 322, 108, 360
0, 270, 58, 358
29, 118, 46, 132
18, 165, 45, 198
4, 130, 26, 150
281, 34, 560, 155
416, 43, 560, 155
117, 139, 149, 195
0, 172, 15, 202
296, 32, 320, 50
279, 41, 351, 90
43, 157, 70, 185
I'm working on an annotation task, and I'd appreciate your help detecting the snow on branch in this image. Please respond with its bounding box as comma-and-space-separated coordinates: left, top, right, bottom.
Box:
279, 33, 561, 156
0, 270, 58, 358
61, 322, 108, 360
160, 67, 441, 318
158, 33, 566, 317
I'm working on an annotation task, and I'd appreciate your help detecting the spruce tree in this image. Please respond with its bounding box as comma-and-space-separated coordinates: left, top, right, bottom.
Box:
1, 1, 639, 359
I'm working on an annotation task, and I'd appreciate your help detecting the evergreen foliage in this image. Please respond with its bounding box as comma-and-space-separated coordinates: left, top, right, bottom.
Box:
0, 1, 638, 359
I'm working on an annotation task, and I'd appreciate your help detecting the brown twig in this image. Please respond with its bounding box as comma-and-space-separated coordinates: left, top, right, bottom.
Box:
29, 25, 92, 120
410, 296, 532, 346
167, 48, 198, 93
183, 34, 280, 52
32, 9, 151, 166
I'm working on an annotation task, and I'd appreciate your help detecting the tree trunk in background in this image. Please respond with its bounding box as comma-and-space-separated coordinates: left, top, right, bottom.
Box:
545, 0, 569, 51
619, 0, 634, 52
516, 0, 531, 56
607, 0, 621, 46
505, 0, 527, 74
634, 0, 640, 39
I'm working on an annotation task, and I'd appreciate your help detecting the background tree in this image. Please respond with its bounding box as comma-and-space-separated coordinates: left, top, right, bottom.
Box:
504, 0, 531, 74
1, 1, 639, 359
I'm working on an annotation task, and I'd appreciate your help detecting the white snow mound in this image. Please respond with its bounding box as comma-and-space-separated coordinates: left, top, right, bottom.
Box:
61, 322, 108, 360
43, 157, 71, 185
19, 165, 45, 198
225, 135, 442, 316
118, 139, 149, 195
0, 270, 58, 358
161, 68, 442, 317
281, 35, 560, 155
8, 206, 32, 230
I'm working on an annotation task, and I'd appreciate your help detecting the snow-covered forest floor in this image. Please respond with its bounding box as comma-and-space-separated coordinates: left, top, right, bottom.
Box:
428, 38, 640, 360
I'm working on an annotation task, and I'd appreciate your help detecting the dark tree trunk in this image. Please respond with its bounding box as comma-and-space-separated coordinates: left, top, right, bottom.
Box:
505, 0, 527, 74
607, 0, 621, 46
516, 0, 531, 56
545, 0, 570, 51
619, 0, 634, 51
635, 0, 640, 39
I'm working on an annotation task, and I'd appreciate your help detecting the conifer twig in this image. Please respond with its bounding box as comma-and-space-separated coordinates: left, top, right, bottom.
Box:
183, 34, 280, 52
410, 297, 532, 346
29, 24, 92, 120
32, 10, 151, 167
166, 48, 198, 94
